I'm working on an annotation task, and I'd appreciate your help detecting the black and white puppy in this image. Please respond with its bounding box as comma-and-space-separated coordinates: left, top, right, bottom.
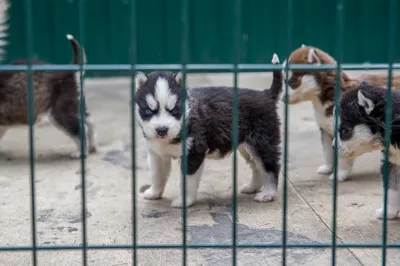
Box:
333, 82, 400, 219
135, 54, 283, 208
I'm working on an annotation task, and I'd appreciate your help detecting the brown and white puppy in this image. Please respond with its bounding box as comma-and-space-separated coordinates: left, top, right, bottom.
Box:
0, 34, 97, 158
282, 44, 400, 182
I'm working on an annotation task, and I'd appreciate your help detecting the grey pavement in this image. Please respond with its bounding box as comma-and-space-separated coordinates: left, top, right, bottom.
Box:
1, 70, 400, 266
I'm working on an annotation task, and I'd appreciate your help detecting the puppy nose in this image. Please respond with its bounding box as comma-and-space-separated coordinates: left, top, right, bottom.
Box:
156, 126, 169, 137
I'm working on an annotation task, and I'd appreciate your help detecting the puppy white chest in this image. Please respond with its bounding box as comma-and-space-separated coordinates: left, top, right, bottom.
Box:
389, 146, 400, 166
146, 137, 193, 159
312, 100, 334, 135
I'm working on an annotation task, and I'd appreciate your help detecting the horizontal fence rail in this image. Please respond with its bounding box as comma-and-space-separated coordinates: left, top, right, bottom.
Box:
0, 63, 400, 72
0, 0, 398, 265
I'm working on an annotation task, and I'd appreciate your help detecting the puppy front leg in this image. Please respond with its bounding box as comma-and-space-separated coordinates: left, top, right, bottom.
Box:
376, 161, 400, 220
376, 188, 400, 220
171, 153, 205, 208
317, 129, 334, 175
143, 151, 171, 200
329, 155, 354, 182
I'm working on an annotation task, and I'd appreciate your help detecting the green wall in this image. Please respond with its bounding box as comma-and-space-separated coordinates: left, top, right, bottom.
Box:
5, 0, 400, 77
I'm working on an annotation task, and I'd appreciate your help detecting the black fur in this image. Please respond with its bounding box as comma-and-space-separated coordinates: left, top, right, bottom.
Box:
186, 84, 282, 178
340, 84, 400, 146
135, 65, 283, 201
340, 84, 400, 189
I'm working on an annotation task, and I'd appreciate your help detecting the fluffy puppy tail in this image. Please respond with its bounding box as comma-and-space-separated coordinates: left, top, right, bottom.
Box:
266, 53, 283, 103
66, 34, 87, 67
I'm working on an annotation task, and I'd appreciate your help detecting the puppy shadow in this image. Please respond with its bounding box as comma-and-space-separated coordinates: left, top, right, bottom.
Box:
0, 150, 88, 165
139, 185, 271, 211
347, 171, 380, 182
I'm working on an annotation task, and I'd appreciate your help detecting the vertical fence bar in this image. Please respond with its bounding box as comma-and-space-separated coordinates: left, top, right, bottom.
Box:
180, 0, 189, 265
382, 0, 398, 264
332, 0, 344, 265
77, 0, 88, 265
231, 0, 241, 265
24, 0, 37, 265
282, 0, 293, 264
130, 0, 138, 265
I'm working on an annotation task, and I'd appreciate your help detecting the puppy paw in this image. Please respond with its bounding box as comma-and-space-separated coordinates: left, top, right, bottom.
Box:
317, 164, 333, 175
170, 197, 195, 208
240, 183, 261, 194
375, 207, 399, 220
143, 187, 162, 200
254, 190, 276, 202
328, 172, 348, 182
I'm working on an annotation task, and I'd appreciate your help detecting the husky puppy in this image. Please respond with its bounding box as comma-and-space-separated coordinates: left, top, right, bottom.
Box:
281, 44, 400, 182
334, 81, 400, 219
135, 54, 283, 208
0, 34, 96, 158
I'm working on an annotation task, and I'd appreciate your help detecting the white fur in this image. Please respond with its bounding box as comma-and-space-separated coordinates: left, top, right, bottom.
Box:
147, 137, 193, 159
135, 77, 183, 141
282, 59, 287, 70
376, 188, 400, 220
318, 123, 355, 182
271, 53, 279, 64
143, 151, 172, 200
285, 74, 319, 104
135, 72, 148, 90
317, 130, 334, 175
170, 160, 205, 208
238, 144, 277, 202
313, 100, 334, 134
307, 48, 321, 64
357, 90, 375, 115
66, 34, 74, 40
328, 157, 355, 182
336, 124, 380, 158
142, 136, 198, 208
145, 94, 158, 110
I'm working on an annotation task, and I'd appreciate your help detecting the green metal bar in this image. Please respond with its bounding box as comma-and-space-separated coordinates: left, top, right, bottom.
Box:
180, 0, 189, 265
77, 0, 88, 265
282, 0, 293, 264
2, 242, 400, 251
130, 0, 138, 265
231, 0, 241, 265
382, 0, 398, 265
331, 0, 344, 265
24, 0, 37, 265
1, 63, 400, 72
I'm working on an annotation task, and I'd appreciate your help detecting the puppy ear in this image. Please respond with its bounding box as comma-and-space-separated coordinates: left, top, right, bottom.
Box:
307, 48, 321, 64
357, 90, 375, 115
271, 53, 280, 64
174, 72, 183, 85
135, 72, 147, 90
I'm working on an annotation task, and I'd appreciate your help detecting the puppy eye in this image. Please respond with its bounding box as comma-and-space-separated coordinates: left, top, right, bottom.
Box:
143, 108, 153, 116
288, 78, 296, 88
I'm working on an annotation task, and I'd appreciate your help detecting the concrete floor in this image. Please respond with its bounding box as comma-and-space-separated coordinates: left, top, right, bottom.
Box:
1, 71, 400, 266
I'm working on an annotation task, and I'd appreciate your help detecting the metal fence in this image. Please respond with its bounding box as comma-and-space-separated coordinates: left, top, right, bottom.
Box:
0, 0, 399, 265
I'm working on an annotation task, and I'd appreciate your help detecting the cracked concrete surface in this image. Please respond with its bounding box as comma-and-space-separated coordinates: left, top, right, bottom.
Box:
1, 71, 400, 266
